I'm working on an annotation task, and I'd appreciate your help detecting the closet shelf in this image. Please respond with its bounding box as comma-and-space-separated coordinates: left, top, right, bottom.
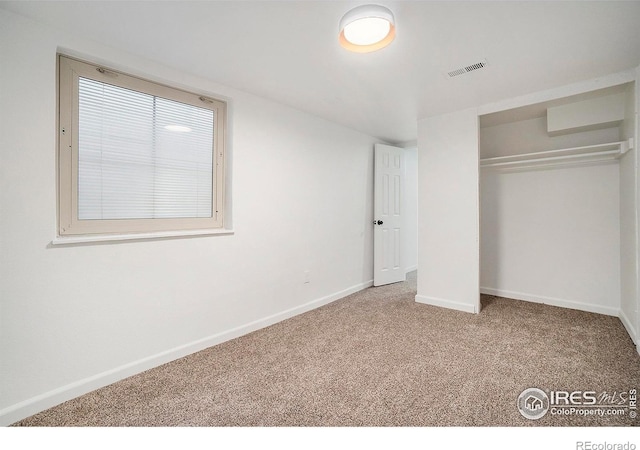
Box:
480, 141, 631, 170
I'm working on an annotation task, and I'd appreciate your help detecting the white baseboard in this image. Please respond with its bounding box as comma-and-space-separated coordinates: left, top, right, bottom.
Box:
405, 265, 417, 274
0, 279, 373, 426
415, 294, 477, 314
619, 308, 637, 345
480, 287, 619, 317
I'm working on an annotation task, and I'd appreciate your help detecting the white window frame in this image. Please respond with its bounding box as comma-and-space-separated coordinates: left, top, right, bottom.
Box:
57, 55, 227, 238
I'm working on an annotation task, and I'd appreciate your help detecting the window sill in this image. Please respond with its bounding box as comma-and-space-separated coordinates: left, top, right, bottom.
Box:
51, 228, 234, 246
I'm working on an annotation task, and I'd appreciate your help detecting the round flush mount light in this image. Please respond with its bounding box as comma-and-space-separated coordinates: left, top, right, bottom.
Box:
339, 4, 395, 53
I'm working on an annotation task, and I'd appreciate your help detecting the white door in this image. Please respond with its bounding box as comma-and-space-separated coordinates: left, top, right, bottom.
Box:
374, 143, 405, 286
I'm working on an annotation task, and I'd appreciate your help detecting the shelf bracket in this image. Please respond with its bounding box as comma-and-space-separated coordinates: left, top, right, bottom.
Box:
619, 138, 633, 156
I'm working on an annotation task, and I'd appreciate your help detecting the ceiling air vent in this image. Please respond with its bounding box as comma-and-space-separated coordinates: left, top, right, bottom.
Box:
447, 59, 488, 78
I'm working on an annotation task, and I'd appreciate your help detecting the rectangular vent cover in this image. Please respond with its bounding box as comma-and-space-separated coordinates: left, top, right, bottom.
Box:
447, 59, 488, 78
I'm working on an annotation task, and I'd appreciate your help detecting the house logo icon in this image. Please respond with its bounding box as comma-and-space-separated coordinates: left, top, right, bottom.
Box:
525, 395, 543, 411
517, 388, 549, 420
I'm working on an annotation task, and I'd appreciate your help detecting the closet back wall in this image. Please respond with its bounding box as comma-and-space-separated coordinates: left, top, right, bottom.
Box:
480, 151, 621, 316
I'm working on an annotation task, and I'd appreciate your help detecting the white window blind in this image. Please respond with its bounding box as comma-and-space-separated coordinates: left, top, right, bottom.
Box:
77, 77, 214, 220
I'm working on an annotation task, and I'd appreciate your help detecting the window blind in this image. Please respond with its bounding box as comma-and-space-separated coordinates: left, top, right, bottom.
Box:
78, 77, 214, 220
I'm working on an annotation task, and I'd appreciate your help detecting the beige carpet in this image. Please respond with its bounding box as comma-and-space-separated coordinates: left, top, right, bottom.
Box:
13, 272, 640, 426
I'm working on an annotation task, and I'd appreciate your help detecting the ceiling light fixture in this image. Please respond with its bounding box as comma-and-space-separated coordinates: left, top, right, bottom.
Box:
339, 4, 395, 53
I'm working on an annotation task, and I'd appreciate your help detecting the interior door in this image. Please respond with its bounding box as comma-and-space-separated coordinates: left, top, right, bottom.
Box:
373, 143, 406, 286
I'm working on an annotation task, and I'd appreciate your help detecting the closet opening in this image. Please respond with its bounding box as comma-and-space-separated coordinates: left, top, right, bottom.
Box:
478, 82, 637, 330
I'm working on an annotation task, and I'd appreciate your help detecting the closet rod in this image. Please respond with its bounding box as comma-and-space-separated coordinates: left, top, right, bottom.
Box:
480, 141, 628, 169
480, 141, 625, 165
481, 149, 621, 168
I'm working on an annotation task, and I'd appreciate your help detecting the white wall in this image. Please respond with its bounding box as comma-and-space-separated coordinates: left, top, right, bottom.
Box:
415, 109, 479, 313
480, 164, 621, 315
0, 10, 378, 424
637, 66, 640, 353
403, 147, 418, 273
619, 82, 638, 342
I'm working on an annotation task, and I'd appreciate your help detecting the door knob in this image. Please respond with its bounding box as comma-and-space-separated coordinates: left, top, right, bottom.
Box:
373, 220, 383, 225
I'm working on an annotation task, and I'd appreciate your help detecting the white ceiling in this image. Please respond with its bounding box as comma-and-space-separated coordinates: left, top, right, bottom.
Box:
2, 1, 640, 144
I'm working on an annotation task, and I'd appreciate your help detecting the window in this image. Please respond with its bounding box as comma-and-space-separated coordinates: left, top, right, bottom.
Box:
57, 55, 226, 237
